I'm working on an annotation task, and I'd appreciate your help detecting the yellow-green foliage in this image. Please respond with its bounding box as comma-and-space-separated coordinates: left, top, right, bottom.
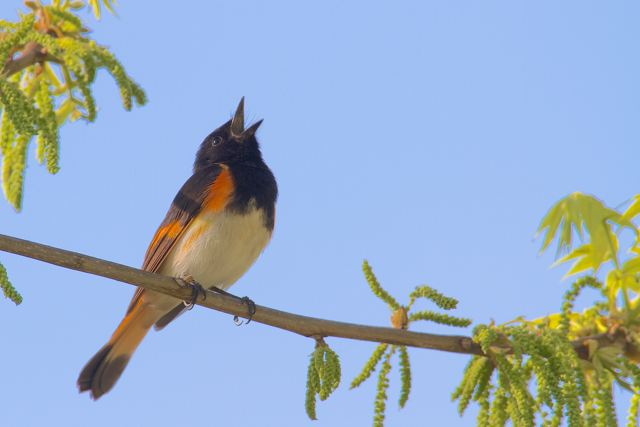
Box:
362, 260, 399, 311
304, 342, 341, 420
450, 191, 640, 427
0, 261, 21, 305
408, 284, 458, 310
409, 310, 471, 328
398, 346, 411, 409
0, 2, 146, 211
354, 261, 471, 426
351, 343, 389, 389
454, 278, 640, 427
373, 345, 396, 427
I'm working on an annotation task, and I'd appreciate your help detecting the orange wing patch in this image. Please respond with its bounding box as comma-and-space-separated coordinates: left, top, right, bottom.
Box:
147, 220, 182, 251
202, 167, 234, 213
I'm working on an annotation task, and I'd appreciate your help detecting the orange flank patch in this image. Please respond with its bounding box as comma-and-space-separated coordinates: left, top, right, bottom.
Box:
180, 223, 207, 255
202, 168, 235, 213
148, 220, 182, 250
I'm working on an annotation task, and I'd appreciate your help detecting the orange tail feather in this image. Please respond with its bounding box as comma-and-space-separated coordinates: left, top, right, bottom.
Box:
77, 303, 154, 400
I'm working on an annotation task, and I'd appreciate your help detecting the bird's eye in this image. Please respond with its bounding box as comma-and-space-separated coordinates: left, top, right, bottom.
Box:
212, 136, 223, 146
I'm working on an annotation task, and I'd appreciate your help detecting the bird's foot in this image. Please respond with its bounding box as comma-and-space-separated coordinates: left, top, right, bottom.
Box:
205, 286, 256, 326
234, 296, 256, 326
177, 275, 207, 310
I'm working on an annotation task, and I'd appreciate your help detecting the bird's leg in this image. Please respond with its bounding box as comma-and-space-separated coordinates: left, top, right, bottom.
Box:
207, 287, 256, 325
238, 296, 257, 325
177, 275, 207, 310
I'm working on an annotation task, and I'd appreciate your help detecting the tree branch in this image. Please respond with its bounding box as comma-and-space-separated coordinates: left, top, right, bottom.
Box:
2, 233, 630, 360
1, 42, 63, 77
0, 233, 484, 355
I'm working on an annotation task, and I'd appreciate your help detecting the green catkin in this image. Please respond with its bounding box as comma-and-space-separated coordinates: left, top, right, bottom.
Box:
627, 392, 640, 427
472, 357, 494, 402
351, 343, 389, 389
0, 261, 21, 305
45, 7, 83, 31
0, 14, 36, 67
314, 346, 325, 378
80, 83, 96, 121
90, 43, 147, 109
373, 346, 396, 427
324, 347, 341, 394
305, 352, 319, 421
318, 346, 340, 401
408, 310, 471, 327
474, 325, 498, 354
0, 79, 39, 136
512, 326, 553, 408
476, 380, 492, 427
547, 333, 585, 427
0, 110, 14, 157
407, 285, 458, 310
584, 388, 597, 427
457, 357, 487, 416
495, 354, 535, 427
21, 30, 63, 57
452, 356, 481, 401
489, 380, 510, 427
314, 347, 328, 400
361, 260, 399, 311
34, 80, 59, 173
398, 346, 411, 409
559, 276, 601, 333
3, 134, 29, 211
305, 344, 341, 419
596, 375, 617, 427
0, 20, 18, 31
624, 359, 640, 391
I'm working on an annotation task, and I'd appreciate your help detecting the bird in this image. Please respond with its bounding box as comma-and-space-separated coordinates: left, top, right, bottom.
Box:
77, 97, 278, 400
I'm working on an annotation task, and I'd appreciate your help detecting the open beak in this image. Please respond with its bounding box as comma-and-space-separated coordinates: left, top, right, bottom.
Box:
231, 97, 263, 137
231, 97, 245, 136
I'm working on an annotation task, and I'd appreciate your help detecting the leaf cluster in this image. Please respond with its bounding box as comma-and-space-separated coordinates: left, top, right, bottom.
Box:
453, 189, 640, 426
353, 261, 471, 425
304, 341, 341, 420
0, 1, 145, 211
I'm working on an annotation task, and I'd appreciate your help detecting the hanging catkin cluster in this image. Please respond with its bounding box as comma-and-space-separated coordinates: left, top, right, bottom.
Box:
453, 276, 640, 427
350, 261, 471, 426
0, 3, 146, 211
305, 342, 341, 420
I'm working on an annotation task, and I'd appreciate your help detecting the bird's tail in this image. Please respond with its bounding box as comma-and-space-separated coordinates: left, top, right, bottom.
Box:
77, 301, 154, 400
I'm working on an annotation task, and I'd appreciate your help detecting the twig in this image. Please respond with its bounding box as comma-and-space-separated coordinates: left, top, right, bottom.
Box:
1, 42, 63, 78
0, 233, 629, 359
0, 233, 484, 355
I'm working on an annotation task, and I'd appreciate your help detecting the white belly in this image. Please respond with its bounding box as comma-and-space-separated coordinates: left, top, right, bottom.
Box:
157, 207, 272, 292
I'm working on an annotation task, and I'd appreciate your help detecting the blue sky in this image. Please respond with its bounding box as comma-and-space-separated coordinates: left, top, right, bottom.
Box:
1, 1, 639, 426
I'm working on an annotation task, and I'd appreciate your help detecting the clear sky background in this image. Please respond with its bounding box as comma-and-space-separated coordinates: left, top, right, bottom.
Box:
1, 1, 639, 426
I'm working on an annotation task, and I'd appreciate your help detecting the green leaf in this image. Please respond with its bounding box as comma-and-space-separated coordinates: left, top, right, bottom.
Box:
101, 0, 118, 17
55, 98, 75, 126
621, 195, 640, 220
87, 0, 118, 20
536, 192, 635, 273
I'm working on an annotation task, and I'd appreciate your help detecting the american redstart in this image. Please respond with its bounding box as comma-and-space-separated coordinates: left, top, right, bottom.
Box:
78, 98, 277, 400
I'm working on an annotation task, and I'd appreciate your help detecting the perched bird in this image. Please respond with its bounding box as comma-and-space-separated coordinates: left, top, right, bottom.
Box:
78, 98, 277, 400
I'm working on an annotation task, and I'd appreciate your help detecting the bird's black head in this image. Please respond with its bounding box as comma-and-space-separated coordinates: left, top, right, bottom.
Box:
194, 97, 264, 172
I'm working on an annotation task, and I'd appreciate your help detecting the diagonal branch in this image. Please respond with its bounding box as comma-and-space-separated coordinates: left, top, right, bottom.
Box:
1, 42, 63, 77
0, 233, 630, 359
0, 233, 484, 355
